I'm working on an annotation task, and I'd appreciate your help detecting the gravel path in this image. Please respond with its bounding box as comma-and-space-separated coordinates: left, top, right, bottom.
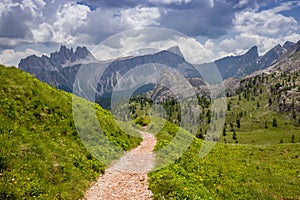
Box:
83, 130, 156, 200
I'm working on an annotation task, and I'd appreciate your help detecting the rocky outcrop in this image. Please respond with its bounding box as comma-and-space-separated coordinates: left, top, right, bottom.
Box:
258, 44, 287, 70
283, 41, 295, 50
19, 46, 96, 92
264, 40, 300, 73
207, 41, 297, 80
199, 46, 259, 80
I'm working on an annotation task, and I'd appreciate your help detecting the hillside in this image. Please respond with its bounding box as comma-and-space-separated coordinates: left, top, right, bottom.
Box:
220, 70, 300, 145
0, 65, 141, 199
126, 98, 300, 199
148, 119, 300, 199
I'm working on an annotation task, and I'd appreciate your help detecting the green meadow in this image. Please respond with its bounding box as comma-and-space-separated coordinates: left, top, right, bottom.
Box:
0, 66, 141, 199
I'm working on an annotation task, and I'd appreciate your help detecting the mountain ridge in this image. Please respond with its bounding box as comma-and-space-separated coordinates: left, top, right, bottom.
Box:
18, 41, 299, 108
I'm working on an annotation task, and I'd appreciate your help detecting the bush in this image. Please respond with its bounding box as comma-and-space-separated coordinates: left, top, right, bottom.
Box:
134, 116, 151, 126
272, 118, 278, 127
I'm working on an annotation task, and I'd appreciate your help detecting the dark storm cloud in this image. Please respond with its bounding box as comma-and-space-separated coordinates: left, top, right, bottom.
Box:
162, 0, 277, 37
0, 5, 33, 38
78, 0, 275, 9
0, 0, 280, 49
78, 0, 210, 9
160, 0, 275, 37
77, 0, 275, 38
77, 0, 141, 9
160, 3, 234, 38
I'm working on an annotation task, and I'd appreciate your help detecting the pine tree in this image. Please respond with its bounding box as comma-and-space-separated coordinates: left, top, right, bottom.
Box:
223, 127, 226, 136
227, 101, 231, 111
232, 131, 237, 140
269, 98, 272, 106
272, 118, 278, 127
292, 110, 297, 120
230, 122, 234, 131
291, 134, 295, 143
236, 118, 241, 128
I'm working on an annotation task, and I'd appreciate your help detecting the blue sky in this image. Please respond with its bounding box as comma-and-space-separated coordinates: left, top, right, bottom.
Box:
0, 0, 300, 66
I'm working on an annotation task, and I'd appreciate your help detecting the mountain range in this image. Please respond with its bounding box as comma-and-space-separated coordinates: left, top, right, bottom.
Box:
18, 40, 299, 107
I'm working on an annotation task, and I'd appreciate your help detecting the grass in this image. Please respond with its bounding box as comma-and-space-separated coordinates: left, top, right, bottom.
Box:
222, 71, 300, 145
147, 70, 300, 199
148, 122, 300, 199
220, 129, 300, 144
0, 65, 142, 199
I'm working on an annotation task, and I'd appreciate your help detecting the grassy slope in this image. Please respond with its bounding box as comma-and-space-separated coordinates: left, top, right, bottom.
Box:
221, 93, 300, 144
222, 71, 300, 144
148, 121, 300, 199
148, 71, 300, 199
0, 66, 141, 199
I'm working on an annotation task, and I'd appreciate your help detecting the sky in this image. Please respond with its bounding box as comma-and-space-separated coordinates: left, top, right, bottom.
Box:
0, 0, 300, 66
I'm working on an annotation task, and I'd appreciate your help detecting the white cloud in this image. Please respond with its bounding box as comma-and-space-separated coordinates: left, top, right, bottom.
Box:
32, 23, 53, 43
283, 33, 300, 43
92, 28, 212, 64
52, 2, 90, 43
201, 3, 300, 61
208, 0, 214, 8
75, 5, 163, 45
21, 0, 46, 17
119, 7, 161, 28
34, 0, 47, 8
1, 0, 300, 66
219, 34, 280, 55
269, 1, 300, 13
234, 0, 250, 9
234, 10, 298, 36
205, 32, 300, 61
0, 48, 43, 67
32, 2, 91, 44
148, 0, 192, 5
0, 1, 18, 14
0, 0, 46, 18
0, 37, 27, 47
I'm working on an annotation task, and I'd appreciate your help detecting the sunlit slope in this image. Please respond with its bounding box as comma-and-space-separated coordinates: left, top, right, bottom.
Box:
0, 65, 141, 199
148, 119, 300, 199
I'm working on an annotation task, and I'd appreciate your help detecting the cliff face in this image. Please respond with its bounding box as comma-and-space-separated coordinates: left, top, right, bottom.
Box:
19, 46, 95, 92
199, 42, 295, 80
19, 46, 93, 72
258, 44, 287, 70
18, 46, 206, 107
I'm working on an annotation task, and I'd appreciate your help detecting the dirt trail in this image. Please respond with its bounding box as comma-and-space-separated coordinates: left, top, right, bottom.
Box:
83, 130, 156, 200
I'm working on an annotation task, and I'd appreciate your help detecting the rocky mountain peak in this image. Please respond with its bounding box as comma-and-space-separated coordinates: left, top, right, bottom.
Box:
166, 46, 184, 58
49, 45, 73, 66
258, 44, 286, 70
283, 41, 295, 50
19, 45, 94, 71
72, 46, 91, 62
244, 46, 258, 58
284, 40, 300, 56
295, 40, 300, 52
253, 39, 300, 74
50, 45, 93, 65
